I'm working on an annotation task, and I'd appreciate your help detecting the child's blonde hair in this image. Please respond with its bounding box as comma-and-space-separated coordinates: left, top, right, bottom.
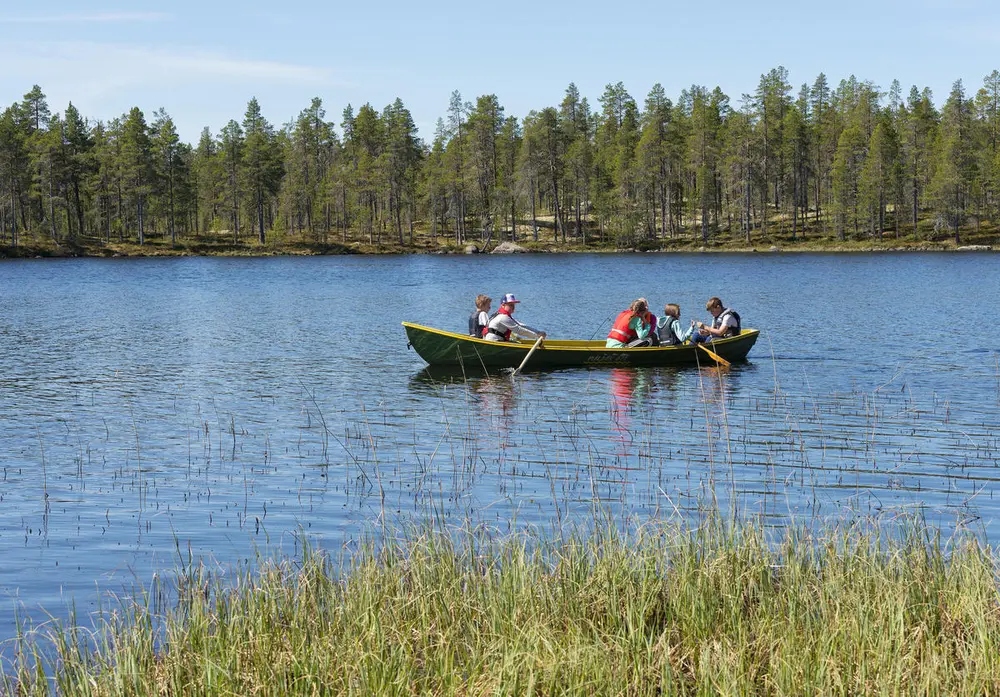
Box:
663, 303, 680, 318
630, 298, 648, 314
475, 294, 492, 310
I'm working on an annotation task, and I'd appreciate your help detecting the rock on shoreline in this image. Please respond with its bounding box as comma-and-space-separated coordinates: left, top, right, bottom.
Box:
491, 241, 529, 254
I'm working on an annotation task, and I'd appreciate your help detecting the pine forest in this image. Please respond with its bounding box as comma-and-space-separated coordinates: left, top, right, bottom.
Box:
2, 67, 999, 253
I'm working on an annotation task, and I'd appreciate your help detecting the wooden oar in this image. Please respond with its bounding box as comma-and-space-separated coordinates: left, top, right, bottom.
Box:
697, 343, 731, 368
512, 336, 544, 375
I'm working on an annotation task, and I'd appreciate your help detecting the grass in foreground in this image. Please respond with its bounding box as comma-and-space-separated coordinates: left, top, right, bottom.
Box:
4, 521, 1000, 695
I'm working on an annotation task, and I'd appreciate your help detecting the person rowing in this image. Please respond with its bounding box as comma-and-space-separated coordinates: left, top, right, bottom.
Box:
483, 293, 547, 343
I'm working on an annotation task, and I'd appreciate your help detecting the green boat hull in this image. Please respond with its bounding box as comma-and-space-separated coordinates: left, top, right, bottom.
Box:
403, 322, 759, 370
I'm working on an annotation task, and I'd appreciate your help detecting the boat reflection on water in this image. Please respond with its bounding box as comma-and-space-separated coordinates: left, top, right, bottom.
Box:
408, 363, 756, 464
408, 365, 518, 433
408, 365, 506, 389
695, 361, 756, 414
410, 366, 519, 452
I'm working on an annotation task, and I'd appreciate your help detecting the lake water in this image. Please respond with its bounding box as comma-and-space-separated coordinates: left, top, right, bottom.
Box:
0, 252, 999, 646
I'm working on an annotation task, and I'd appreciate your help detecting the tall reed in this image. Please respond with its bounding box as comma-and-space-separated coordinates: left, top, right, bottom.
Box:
4, 518, 999, 696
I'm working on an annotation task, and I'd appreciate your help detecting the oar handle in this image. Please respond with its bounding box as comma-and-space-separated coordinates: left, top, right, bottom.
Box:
512, 336, 544, 375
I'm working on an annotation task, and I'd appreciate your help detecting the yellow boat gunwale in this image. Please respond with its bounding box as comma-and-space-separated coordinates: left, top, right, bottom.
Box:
401, 321, 757, 352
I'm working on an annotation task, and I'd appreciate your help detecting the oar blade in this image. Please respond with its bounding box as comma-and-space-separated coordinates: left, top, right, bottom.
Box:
697, 343, 732, 368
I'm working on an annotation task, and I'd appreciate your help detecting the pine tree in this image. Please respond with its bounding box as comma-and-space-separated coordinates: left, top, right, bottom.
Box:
281, 98, 336, 240
29, 113, 69, 240
350, 103, 387, 244
931, 81, 976, 243
151, 108, 182, 243
722, 105, 757, 243
89, 121, 121, 242
595, 82, 637, 245
192, 127, 224, 233
383, 98, 421, 245
242, 98, 282, 245
21, 85, 52, 229
0, 106, 30, 245
466, 95, 503, 246
687, 86, 724, 243
560, 84, 593, 241
831, 125, 866, 239
445, 91, 470, 243
810, 73, 840, 228
858, 119, 900, 240
781, 91, 811, 240
63, 103, 92, 239
901, 87, 938, 234
518, 111, 546, 242
219, 120, 244, 243
494, 116, 522, 242
21, 85, 51, 134
974, 71, 1000, 220
636, 84, 671, 239
755, 67, 792, 232
537, 107, 566, 242
418, 119, 449, 239
120, 107, 154, 244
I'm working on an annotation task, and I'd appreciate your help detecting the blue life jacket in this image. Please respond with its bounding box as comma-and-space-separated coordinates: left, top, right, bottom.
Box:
469, 310, 487, 337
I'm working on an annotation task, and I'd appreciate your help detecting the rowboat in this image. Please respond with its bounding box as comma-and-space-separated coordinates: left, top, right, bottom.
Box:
402, 322, 759, 370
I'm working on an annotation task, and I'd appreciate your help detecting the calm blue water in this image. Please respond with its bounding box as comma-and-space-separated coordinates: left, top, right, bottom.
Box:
0, 252, 999, 647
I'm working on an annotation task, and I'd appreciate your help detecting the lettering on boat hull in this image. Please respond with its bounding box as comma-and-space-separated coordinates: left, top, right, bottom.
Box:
585, 354, 632, 364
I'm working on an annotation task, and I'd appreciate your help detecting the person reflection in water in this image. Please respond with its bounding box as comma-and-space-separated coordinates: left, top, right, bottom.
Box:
610, 368, 642, 460
472, 375, 517, 456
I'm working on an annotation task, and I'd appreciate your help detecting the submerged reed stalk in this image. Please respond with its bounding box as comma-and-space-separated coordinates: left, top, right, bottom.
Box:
4, 520, 1000, 696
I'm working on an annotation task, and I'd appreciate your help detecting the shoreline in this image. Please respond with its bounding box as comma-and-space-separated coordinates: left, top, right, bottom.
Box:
0, 236, 995, 259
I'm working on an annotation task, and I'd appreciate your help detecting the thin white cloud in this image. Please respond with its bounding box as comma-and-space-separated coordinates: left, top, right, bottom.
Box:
0, 40, 345, 138
0, 12, 169, 23
2, 40, 336, 89
949, 25, 1000, 44
0, 39, 350, 140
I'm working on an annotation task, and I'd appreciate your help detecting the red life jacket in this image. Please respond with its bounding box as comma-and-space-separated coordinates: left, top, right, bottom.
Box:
480, 310, 499, 337
607, 310, 638, 344
486, 306, 513, 340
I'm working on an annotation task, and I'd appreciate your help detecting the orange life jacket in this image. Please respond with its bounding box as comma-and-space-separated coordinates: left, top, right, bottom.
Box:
607, 310, 638, 344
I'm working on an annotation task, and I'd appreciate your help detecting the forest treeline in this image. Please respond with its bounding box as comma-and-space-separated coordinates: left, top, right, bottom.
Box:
2, 67, 999, 252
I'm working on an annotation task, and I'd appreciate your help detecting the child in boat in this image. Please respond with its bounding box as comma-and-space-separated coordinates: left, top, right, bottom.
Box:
484, 294, 546, 342
469, 294, 492, 337
657, 303, 695, 346
606, 298, 655, 348
690, 297, 741, 344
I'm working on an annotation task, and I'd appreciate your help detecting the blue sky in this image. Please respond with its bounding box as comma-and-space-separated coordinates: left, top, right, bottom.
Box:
1, 0, 998, 144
